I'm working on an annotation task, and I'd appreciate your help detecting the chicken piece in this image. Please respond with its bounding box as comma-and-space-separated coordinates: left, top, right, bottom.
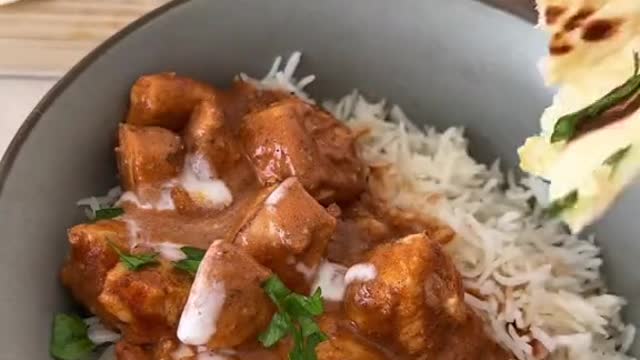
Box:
115, 340, 151, 360
99, 261, 192, 344
117, 124, 184, 193
329, 216, 390, 266
126, 73, 219, 130
183, 100, 245, 178
316, 315, 389, 360
383, 205, 456, 245
240, 98, 365, 204
221, 80, 291, 127
329, 198, 455, 265
114, 338, 186, 360
152, 338, 181, 360
115, 339, 236, 360
436, 311, 511, 360
61, 220, 129, 327
177, 241, 274, 350
344, 233, 508, 359
234, 177, 336, 293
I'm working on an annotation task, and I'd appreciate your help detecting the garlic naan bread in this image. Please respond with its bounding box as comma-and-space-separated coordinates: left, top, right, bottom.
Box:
519, 0, 640, 232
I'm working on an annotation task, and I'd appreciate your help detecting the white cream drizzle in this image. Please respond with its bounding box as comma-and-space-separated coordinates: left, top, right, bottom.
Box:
151, 242, 188, 261
177, 280, 226, 345
123, 218, 143, 246
295, 262, 318, 281
180, 153, 232, 209
344, 263, 377, 285
117, 152, 232, 211
118, 188, 176, 211
311, 261, 348, 301
177, 244, 227, 346
122, 211, 189, 261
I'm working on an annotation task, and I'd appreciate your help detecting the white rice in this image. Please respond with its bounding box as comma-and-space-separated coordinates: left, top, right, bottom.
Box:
248, 52, 636, 360
84, 317, 121, 345
76, 186, 122, 219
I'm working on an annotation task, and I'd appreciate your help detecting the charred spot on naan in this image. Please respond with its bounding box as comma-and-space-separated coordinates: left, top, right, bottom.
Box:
545, 5, 567, 25
582, 18, 624, 42
550, 33, 574, 55
563, 7, 595, 32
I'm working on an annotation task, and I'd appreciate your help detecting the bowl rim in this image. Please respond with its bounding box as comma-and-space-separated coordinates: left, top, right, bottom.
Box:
0, 0, 534, 197
0, 0, 188, 196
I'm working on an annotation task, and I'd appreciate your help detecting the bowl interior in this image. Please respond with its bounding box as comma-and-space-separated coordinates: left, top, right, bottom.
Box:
2, 0, 636, 357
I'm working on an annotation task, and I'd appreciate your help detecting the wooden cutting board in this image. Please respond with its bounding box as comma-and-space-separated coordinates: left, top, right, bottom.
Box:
0, 0, 168, 76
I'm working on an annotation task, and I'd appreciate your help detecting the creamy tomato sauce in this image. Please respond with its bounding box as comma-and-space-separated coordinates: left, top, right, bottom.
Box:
61, 73, 511, 360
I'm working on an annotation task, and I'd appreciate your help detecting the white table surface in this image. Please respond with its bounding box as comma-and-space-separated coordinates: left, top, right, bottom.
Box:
0, 77, 57, 155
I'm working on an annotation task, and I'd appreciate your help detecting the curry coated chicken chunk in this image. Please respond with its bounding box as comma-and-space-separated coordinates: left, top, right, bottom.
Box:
99, 260, 192, 344
344, 233, 509, 359
183, 99, 244, 178
126, 73, 219, 130
61, 220, 129, 326
240, 98, 365, 204
116, 124, 184, 193
177, 241, 274, 350
315, 315, 389, 360
234, 177, 336, 293
115, 340, 151, 360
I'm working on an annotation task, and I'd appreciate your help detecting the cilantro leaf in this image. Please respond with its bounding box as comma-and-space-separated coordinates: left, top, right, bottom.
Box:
298, 316, 322, 337
50, 314, 95, 360
282, 291, 323, 318
93, 207, 124, 221
551, 53, 640, 143
544, 190, 579, 218
263, 275, 292, 304
303, 332, 328, 360
174, 259, 202, 276
180, 247, 206, 261
258, 312, 293, 347
259, 275, 327, 360
117, 252, 158, 271
173, 246, 207, 275
108, 242, 158, 271
307, 288, 324, 316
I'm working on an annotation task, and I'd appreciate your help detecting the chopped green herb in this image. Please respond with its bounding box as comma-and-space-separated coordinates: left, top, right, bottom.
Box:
108, 242, 158, 271
180, 247, 206, 261
544, 190, 579, 218
50, 313, 95, 360
174, 246, 206, 275
259, 275, 328, 360
298, 316, 323, 337
282, 288, 324, 318
93, 207, 124, 221
258, 312, 292, 347
289, 330, 328, 360
263, 275, 292, 304
551, 53, 640, 143
174, 259, 201, 275
604, 145, 632, 177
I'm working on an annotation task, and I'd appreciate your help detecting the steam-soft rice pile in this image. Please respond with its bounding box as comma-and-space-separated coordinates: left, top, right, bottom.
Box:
79, 52, 636, 360
247, 52, 636, 360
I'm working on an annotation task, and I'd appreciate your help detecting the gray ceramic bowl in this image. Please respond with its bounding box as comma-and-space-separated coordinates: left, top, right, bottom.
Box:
1, 0, 637, 358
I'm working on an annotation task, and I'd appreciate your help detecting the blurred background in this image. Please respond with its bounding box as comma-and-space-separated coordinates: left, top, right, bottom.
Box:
0, 0, 535, 156
0, 0, 166, 155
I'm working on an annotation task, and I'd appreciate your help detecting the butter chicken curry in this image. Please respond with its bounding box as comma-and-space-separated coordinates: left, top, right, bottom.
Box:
58, 73, 513, 360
